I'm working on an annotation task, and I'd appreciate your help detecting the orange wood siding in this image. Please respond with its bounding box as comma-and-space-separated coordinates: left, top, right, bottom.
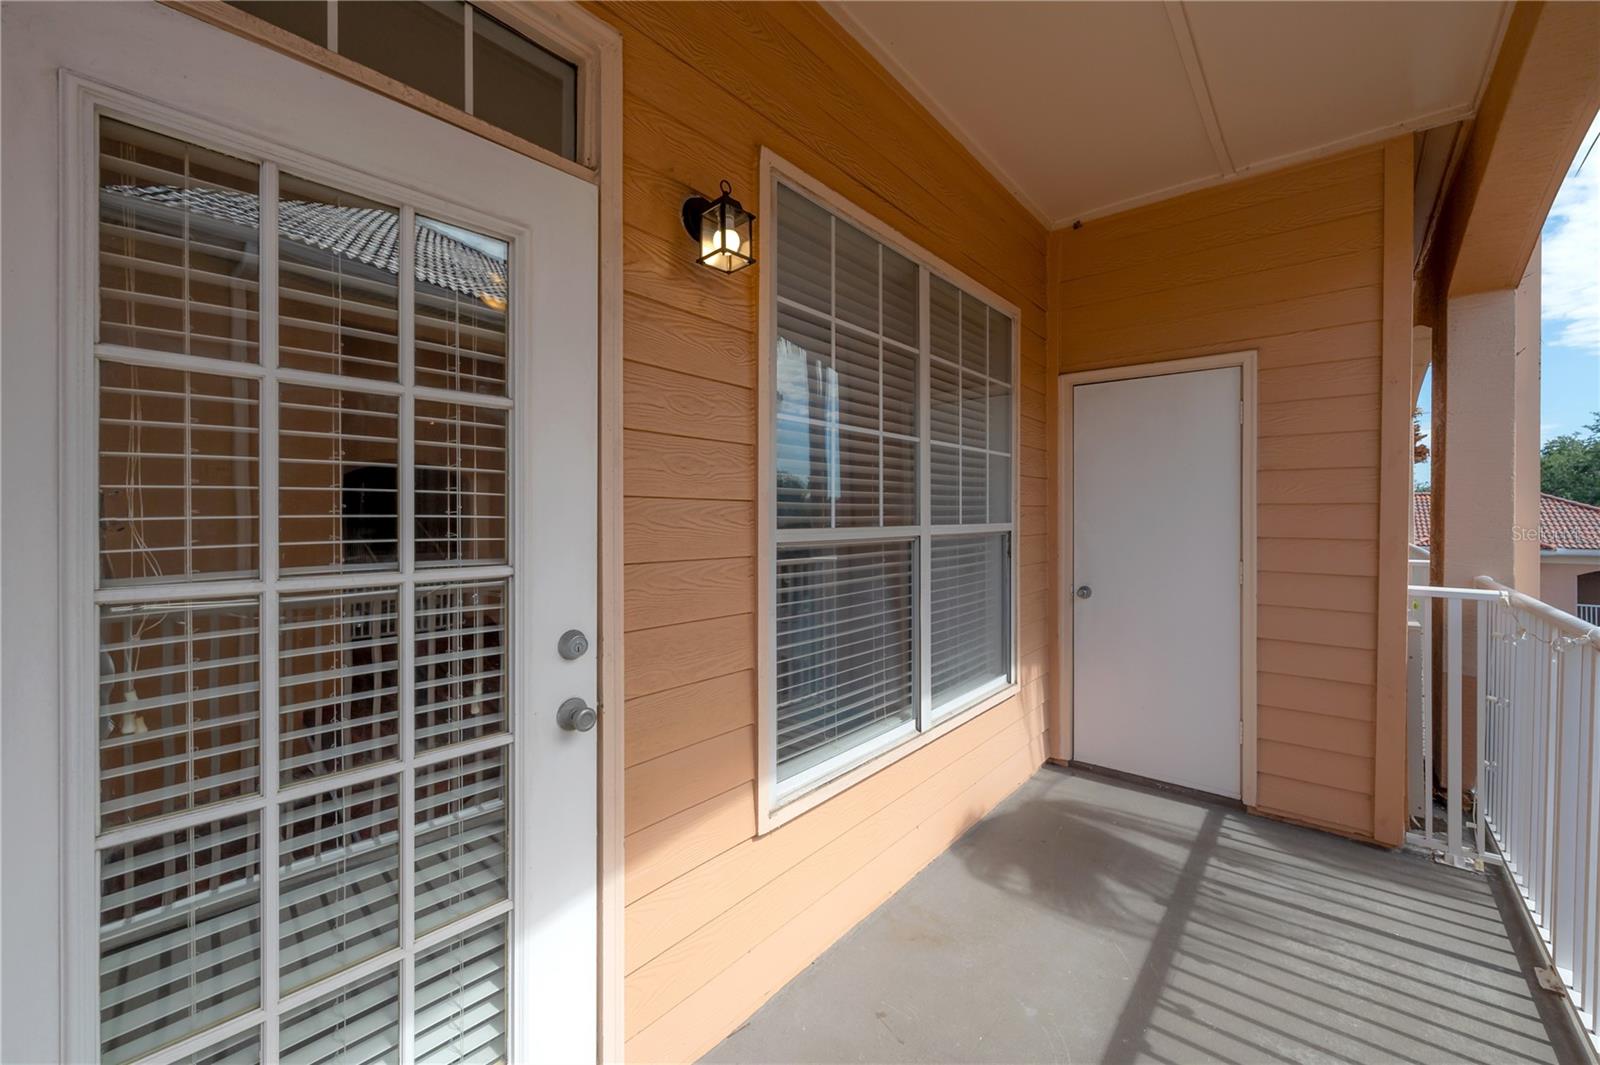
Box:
587, 3, 1052, 1060
1052, 147, 1408, 843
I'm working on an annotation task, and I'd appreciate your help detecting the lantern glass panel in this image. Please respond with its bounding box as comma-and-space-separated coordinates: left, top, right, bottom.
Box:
695, 193, 754, 273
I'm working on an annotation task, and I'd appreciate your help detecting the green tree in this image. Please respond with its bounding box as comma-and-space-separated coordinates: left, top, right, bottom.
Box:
1541, 412, 1600, 506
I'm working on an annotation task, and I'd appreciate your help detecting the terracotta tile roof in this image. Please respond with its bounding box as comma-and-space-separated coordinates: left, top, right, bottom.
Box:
1538, 493, 1600, 551
1412, 490, 1431, 548
1412, 490, 1600, 551
104, 184, 508, 304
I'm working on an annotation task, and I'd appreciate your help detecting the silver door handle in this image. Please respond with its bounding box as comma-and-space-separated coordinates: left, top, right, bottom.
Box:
557, 697, 598, 732
1075, 585, 1092, 600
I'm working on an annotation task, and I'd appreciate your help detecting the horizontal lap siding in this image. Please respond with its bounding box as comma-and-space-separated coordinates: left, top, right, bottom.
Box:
1054, 149, 1388, 840
588, 3, 1051, 1060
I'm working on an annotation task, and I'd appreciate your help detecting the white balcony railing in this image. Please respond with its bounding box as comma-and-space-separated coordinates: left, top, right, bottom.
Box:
1579, 603, 1600, 627
1408, 577, 1600, 1045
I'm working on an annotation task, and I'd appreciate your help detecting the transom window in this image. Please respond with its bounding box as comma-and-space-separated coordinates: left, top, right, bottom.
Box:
94, 116, 514, 1064
767, 177, 1017, 809
225, 0, 579, 162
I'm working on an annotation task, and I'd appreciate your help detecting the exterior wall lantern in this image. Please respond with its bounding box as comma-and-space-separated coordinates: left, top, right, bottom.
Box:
681, 180, 755, 273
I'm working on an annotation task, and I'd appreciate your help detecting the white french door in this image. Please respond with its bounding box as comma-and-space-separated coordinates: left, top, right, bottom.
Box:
4, 5, 598, 1064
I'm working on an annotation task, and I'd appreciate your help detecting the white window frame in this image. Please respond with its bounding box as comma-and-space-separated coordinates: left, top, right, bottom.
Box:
60, 78, 542, 1065
756, 150, 1021, 833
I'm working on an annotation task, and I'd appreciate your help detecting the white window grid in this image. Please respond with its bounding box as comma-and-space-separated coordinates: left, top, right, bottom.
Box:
769, 178, 1019, 808
87, 113, 519, 1065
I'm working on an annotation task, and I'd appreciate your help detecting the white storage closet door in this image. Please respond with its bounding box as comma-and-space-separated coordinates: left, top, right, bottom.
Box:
1071, 367, 1242, 799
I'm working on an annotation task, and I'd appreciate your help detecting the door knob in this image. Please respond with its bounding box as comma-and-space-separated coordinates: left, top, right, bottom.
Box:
1075, 585, 1093, 600
557, 697, 598, 732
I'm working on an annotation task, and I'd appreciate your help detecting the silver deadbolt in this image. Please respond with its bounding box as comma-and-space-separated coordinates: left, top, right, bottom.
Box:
1075, 585, 1093, 600
557, 697, 598, 733
557, 629, 590, 661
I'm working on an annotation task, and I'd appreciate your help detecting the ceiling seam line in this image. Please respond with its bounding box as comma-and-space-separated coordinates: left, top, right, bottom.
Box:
1163, 0, 1235, 177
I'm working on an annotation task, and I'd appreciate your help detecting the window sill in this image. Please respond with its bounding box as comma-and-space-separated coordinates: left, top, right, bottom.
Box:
759, 679, 1021, 835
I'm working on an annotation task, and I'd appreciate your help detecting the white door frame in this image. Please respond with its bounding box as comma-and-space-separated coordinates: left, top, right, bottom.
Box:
1054, 351, 1259, 806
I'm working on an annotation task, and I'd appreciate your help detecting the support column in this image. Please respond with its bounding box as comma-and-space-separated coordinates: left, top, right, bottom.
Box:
1432, 244, 1541, 793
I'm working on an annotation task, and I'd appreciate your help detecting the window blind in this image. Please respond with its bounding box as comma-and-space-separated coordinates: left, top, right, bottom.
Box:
280, 967, 400, 1065
775, 542, 916, 782
98, 119, 261, 363
931, 534, 1010, 710
100, 363, 261, 585
278, 385, 401, 573
415, 401, 508, 565
93, 117, 520, 1064
98, 814, 262, 1065
278, 777, 402, 991
414, 919, 509, 1064
98, 600, 261, 829
772, 183, 922, 785
184, 1027, 261, 1065
414, 581, 508, 749
930, 277, 1012, 527
277, 174, 400, 382
770, 179, 1016, 798
415, 216, 509, 395
278, 588, 401, 784
414, 749, 508, 934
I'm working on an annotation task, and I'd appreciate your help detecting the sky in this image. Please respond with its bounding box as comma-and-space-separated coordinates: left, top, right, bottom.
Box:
1414, 112, 1600, 488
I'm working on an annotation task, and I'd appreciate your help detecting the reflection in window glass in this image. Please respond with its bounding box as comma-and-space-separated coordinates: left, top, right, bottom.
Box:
278, 175, 401, 382
415, 582, 508, 749
278, 386, 400, 573
415, 920, 510, 1063
99, 815, 262, 1064
278, 778, 402, 990
90, 116, 525, 1065
98, 600, 261, 830
278, 588, 401, 784
414, 747, 509, 932
280, 968, 399, 1064
99, 118, 261, 362
99, 363, 261, 585
415, 217, 509, 394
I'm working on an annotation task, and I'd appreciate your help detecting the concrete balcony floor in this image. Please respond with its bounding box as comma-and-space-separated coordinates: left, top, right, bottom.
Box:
704, 766, 1587, 1065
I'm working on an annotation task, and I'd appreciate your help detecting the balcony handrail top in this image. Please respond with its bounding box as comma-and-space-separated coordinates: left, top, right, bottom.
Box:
1473, 575, 1600, 648
1406, 584, 1502, 601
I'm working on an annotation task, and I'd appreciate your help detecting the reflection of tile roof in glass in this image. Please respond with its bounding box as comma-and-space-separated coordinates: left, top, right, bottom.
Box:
102, 184, 508, 305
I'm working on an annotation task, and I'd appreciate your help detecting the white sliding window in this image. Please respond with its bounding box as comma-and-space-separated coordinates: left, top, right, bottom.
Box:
92, 116, 515, 1064
767, 176, 1017, 810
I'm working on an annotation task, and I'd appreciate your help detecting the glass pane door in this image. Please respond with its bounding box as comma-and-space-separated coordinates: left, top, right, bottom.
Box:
94, 116, 518, 1065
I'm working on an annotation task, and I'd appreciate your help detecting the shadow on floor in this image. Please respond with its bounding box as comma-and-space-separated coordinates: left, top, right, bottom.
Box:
702, 766, 1586, 1065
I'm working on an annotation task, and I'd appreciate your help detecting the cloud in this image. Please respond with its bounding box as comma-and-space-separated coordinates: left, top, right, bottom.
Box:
1541, 113, 1600, 356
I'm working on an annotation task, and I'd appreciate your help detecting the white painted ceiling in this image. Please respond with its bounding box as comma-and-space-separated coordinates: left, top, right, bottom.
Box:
828, 1, 1509, 227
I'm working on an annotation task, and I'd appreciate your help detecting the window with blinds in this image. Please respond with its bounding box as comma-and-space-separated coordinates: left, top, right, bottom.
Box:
92, 116, 519, 1064
770, 179, 1017, 803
